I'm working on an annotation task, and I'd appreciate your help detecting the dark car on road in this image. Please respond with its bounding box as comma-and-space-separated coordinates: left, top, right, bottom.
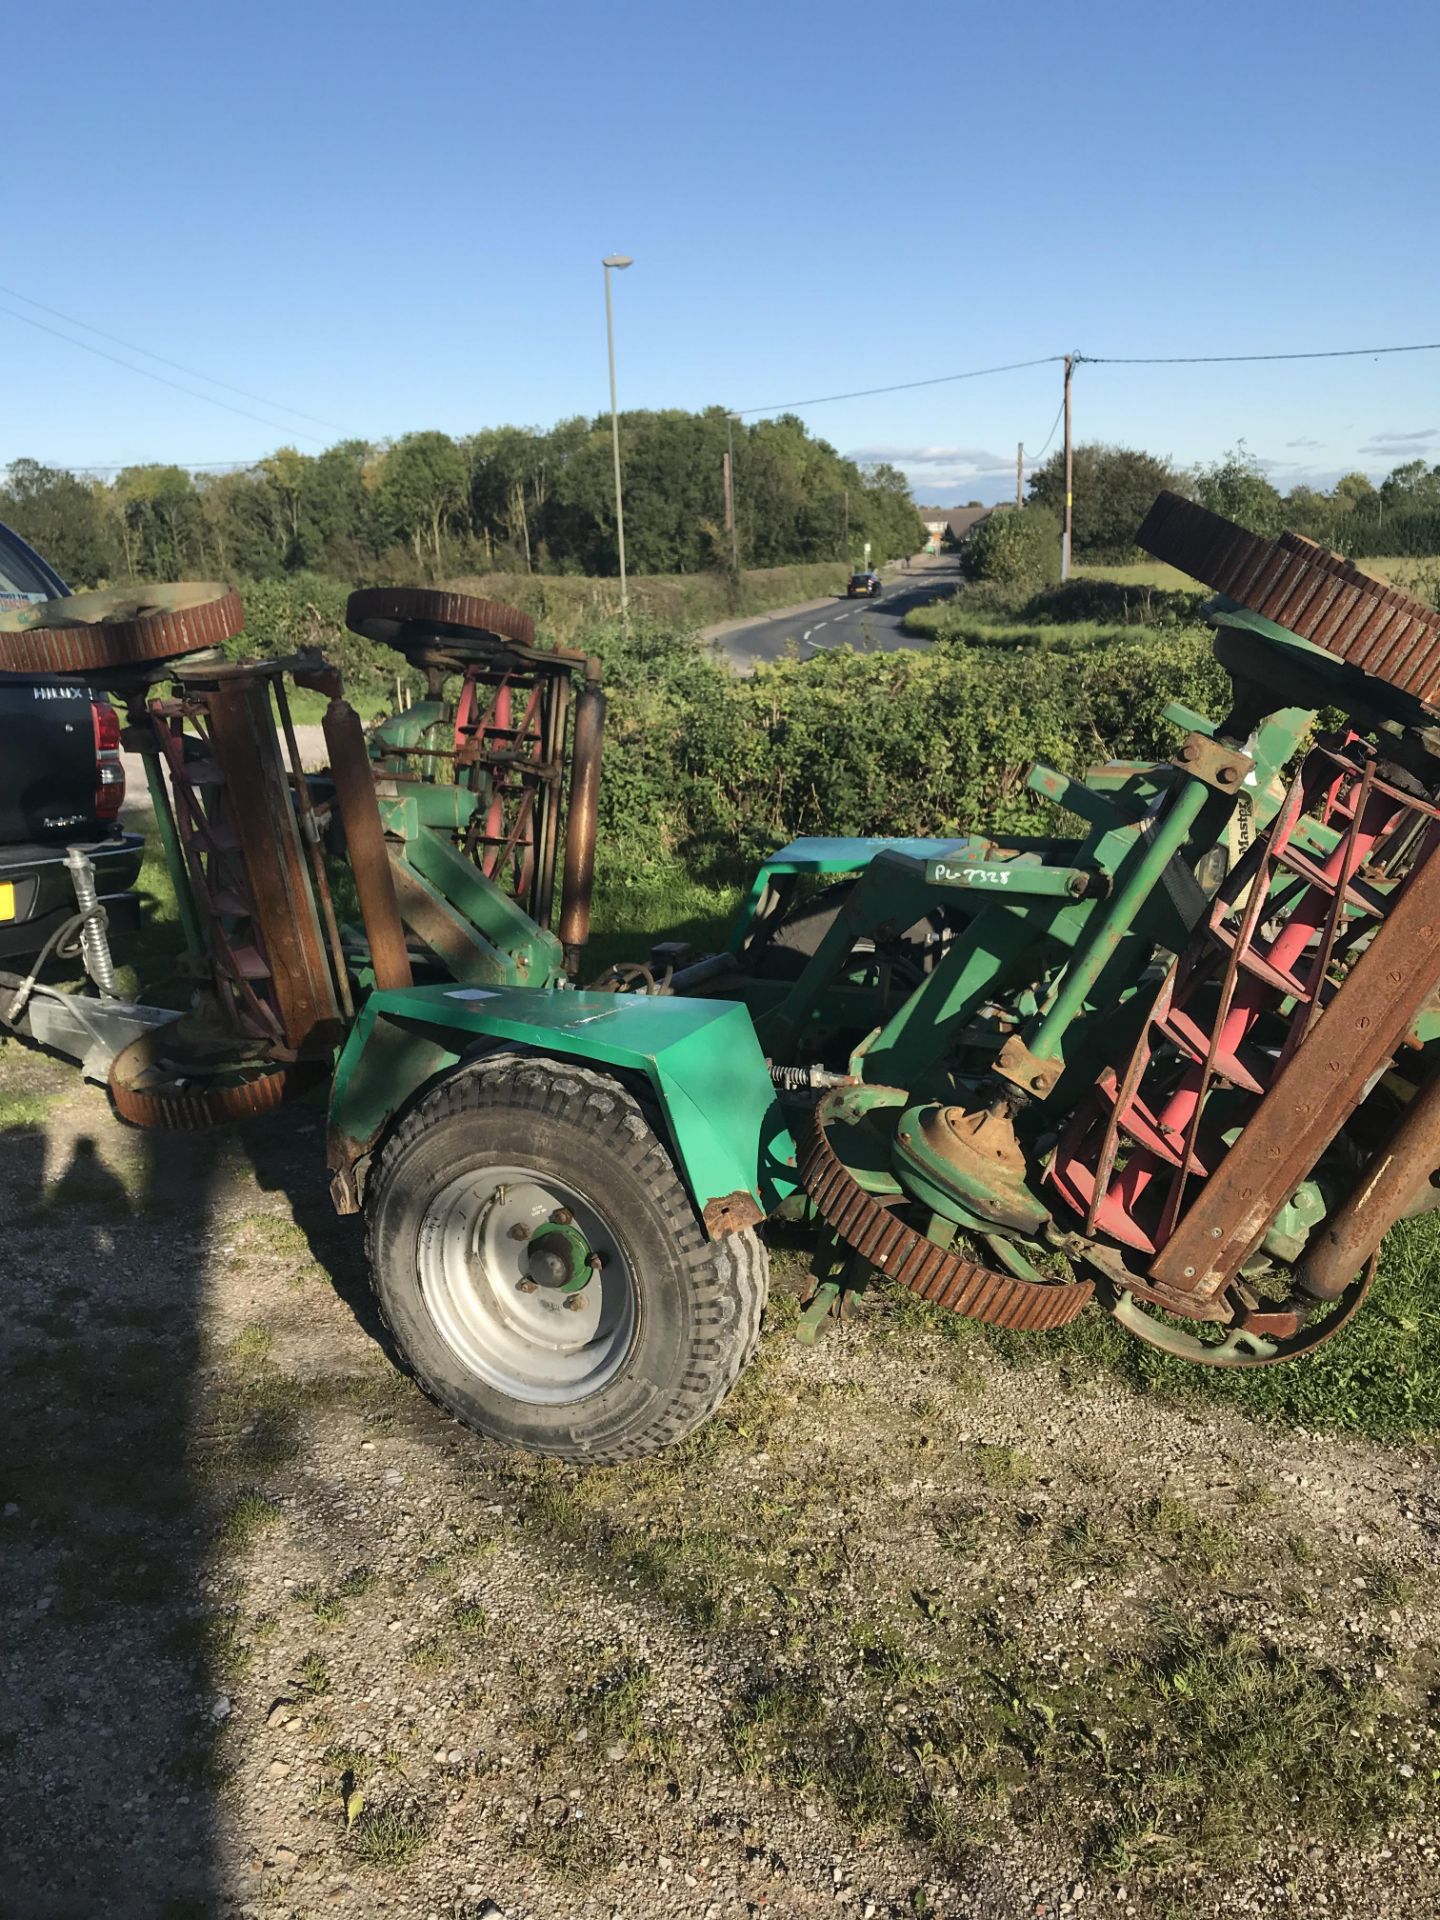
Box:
846, 569, 881, 598
0, 521, 143, 966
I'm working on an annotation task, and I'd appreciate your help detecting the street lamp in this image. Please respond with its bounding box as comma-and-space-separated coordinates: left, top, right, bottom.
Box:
602, 254, 633, 619
725, 411, 742, 576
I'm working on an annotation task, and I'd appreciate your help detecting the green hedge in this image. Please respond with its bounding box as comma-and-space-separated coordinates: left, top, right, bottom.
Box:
220, 569, 1230, 882
596, 623, 1228, 867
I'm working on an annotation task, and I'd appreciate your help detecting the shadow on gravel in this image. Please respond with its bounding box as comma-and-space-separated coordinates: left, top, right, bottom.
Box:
0, 1111, 229, 1920
240, 1104, 379, 1345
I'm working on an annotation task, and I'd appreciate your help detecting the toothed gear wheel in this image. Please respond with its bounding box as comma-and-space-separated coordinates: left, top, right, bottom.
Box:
108, 1033, 310, 1131
345, 587, 536, 658
799, 1094, 1093, 1331
0, 583, 245, 676
1138, 491, 1440, 706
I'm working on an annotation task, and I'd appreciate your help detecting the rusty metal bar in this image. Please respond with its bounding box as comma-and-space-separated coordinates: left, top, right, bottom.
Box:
308, 681, 414, 993
1149, 825, 1440, 1300
200, 673, 341, 1055
273, 677, 354, 1022
558, 665, 605, 978
533, 671, 570, 931
1295, 1064, 1440, 1300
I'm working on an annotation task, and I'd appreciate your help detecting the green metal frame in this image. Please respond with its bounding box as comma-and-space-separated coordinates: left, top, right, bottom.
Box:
373, 784, 566, 989
329, 983, 796, 1227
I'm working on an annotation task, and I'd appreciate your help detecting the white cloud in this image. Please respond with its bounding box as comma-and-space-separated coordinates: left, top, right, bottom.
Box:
848, 444, 1011, 476
1358, 429, 1436, 453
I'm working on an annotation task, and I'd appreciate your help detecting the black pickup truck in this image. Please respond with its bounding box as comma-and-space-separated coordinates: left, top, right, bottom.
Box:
0, 520, 143, 966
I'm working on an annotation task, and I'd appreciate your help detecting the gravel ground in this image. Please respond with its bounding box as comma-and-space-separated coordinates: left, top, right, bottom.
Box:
3, 1040, 1439, 1920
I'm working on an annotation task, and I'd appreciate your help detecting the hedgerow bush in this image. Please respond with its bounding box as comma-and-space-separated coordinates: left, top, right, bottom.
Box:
593, 619, 1227, 868
959, 508, 1062, 591
219, 569, 1231, 883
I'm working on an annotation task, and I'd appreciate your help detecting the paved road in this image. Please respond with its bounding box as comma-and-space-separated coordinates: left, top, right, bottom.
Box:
709, 553, 963, 670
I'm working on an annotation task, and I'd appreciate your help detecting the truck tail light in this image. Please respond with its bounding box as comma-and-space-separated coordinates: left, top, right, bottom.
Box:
92, 699, 125, 822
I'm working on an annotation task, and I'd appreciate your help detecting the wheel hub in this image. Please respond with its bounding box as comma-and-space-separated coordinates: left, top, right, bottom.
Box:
416, 1167, 635, 1405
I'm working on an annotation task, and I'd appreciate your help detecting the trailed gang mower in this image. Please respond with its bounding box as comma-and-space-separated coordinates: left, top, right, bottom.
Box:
6, 496, 1440, 1462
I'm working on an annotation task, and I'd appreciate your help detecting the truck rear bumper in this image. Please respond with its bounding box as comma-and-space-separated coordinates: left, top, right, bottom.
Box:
0, 831, 144, 961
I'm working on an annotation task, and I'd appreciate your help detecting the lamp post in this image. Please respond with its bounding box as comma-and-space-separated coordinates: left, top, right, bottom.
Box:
602, 254, 633, 619
725, 410, 741, 576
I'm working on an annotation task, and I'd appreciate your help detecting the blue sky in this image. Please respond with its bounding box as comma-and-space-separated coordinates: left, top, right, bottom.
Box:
8, 0, 1438, 503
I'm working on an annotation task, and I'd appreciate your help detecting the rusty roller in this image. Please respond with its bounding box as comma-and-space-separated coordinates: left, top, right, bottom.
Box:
1138, 492, 1440, 707
0, 583, 246, 677
345, 586, 536, 653
108, 1030, 317, 1131
799, 1097, 1093, 1331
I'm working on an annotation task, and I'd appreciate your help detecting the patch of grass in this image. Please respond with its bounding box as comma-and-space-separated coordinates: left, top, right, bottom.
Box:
518, 1804, 619, 1884
1020, 1211, 1440, 1443
970, 1443, 1032, 1489
935, 1508, 984, 1558
551, 1657, 657, 1758
0, 1090, 58, 1131
237, 1212, 311, 1258
727, 1605, 1431, 1886
1140, 1496, 1236, 1577
216, 1490, 282, 1548
1074, 560, 1200, 591
452, 1601, 487, 1635
294, 1581, 346, 1625
610, 1528, 739, 1629
320, 1744, 376, 1784
1093, 1616, 1420, 1875
224, 1324, 274, 1368
1050, 1510, 1132, 1576
1356, 1553, 1415, 1610
294, 1650, 332, 1697
406, 1633, 452, 1673
351, 1805, 432, 1869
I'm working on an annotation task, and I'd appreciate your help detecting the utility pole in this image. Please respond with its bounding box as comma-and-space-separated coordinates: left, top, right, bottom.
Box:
1015, 442, 1024, 509
1061, 353, 1074, 582
602, 254, 633, 620
724, 411, 741, 575
842, 486, 849, 561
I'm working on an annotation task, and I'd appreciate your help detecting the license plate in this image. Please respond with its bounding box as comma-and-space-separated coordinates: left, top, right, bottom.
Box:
0, 882, 13, 921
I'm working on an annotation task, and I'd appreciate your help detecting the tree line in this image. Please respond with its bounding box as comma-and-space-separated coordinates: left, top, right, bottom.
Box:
1025, 442, 1440, 562
0, 410, 926, 590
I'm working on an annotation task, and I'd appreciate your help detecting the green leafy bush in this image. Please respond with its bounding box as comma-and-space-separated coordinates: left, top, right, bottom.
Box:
958, 508, 1062, 591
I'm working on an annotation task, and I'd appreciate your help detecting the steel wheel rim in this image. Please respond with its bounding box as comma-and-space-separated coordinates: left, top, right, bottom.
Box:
416, 1162, 636, 1404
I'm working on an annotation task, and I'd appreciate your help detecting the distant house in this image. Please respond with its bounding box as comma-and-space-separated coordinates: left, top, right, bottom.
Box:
915, 505, 993, 553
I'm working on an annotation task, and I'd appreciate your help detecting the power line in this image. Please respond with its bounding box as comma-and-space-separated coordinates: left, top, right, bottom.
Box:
17, 332, 1440, 477
735, 355, 1065, 417
1028, 392, 1066, 464
1077, 342, 1440, 366
0, 303, 329, 444
0, 282, 345, 433
20, 459, 260, 477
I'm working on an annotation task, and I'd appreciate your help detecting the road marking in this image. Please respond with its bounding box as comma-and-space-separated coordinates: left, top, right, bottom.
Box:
801, 629, 811, 642
834, 612, 849, 621
812, 620, 827, 631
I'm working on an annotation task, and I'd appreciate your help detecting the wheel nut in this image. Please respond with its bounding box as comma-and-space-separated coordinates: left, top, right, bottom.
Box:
516, 1278, 538, 1293
550, 1207, 573, 1226
508, 1222, 530, 1242
563, 1294, 585, 1311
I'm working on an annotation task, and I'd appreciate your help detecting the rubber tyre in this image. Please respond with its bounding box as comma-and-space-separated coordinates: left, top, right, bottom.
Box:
366, 1055, 769, 1464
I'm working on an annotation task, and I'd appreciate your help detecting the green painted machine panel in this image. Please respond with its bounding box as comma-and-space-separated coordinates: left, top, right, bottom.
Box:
756, 834, 973, 872
728, 835, 971, 952
330, 985, 795, 1227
